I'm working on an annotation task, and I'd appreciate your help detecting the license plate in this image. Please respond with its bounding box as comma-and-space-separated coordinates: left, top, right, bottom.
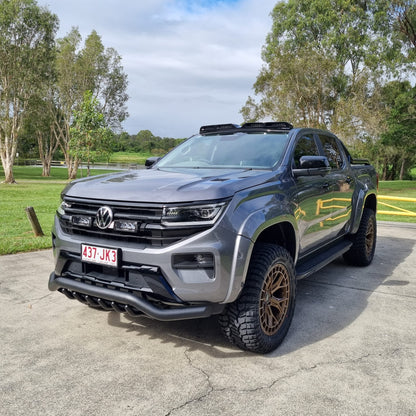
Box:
81, 244, 119, 267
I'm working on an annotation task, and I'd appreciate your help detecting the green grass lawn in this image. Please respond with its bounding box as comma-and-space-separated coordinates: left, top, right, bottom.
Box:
0, 181, 63, 254
0, 166, 415, 255
378, 181, 416, 223
0, 165, 121, 181
108, 151, 155, 165
0, 166, 121, 255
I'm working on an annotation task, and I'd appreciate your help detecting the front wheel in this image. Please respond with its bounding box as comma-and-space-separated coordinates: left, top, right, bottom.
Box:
343, 207, 376, 267
219, 244, 296, 354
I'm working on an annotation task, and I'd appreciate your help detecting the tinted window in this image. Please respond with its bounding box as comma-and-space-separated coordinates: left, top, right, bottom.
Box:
319, 135, 344, 169
157, 133, 290, 169
293, 135, 319, 168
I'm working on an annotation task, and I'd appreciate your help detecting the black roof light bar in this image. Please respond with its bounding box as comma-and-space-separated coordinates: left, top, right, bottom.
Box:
242, 122, 294, 130
199, 121, 293, 135
199, 124, 241, 134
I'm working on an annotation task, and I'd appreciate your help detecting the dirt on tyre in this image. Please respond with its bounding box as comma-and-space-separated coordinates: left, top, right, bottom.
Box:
343, 207, 376, 267
219, 243, 296, 354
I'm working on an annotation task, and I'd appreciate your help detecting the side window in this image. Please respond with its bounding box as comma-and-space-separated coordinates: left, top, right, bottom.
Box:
293, 135, 319, 168
319, 135, 344, 169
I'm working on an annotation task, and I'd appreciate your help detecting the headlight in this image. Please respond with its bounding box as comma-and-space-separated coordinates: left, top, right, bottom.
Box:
162, 202, 227, 226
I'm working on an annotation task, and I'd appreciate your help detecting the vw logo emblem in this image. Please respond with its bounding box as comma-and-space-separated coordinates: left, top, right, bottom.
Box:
96, 206, 113, 229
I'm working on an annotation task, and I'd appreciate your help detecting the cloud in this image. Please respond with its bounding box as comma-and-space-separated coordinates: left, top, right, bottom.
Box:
41, 0, 277, 137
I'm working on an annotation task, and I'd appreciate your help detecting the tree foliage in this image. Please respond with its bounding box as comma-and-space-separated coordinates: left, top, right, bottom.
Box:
0, 1, 129, 181
391, 0, 416, 59
379, 81, 416, 180
0, 0, 58, 183
55, 28, 128, 179
242, 48, 343, 129
263, 0, 400, 77
112, 131, 184, 154
242, 0, 399, 133
23, 93, 60, 177
241, 0, 416, 178
70, 90, 112, 176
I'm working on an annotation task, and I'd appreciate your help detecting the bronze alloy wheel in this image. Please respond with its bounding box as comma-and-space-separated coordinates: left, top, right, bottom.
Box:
259, 263, 290, 336
219, 243, 296, 353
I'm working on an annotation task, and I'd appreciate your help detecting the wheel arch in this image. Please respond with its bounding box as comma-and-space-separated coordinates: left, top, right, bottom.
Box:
351, 191, 377, 234
364, 192, 377, 213
254, 221, 297, 262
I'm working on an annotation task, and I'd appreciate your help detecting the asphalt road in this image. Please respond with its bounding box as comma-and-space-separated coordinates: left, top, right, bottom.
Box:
1, 222, 415, 416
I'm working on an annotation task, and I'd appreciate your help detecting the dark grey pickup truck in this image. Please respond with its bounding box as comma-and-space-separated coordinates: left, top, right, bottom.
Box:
49, 122, 377, 353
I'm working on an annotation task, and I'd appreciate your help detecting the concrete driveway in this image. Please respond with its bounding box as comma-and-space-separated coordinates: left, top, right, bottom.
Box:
1, 222, 415, 416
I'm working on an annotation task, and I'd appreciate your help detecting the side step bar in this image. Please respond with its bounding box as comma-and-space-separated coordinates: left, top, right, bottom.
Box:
296, 239, 353, 279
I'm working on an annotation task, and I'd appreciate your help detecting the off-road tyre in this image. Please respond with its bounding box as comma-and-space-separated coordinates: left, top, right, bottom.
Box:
343, 207, 376, 267
219, 243, 296, 354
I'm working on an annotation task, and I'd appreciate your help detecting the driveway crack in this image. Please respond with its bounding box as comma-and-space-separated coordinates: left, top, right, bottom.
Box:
164, 349, 223, 416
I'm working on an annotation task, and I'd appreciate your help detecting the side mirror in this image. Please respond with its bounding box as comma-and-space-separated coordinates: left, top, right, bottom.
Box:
145, 157, 161, 169
293, 156, 331, 177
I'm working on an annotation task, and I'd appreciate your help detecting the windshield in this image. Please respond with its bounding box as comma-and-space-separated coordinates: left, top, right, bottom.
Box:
157, 132, 290, 169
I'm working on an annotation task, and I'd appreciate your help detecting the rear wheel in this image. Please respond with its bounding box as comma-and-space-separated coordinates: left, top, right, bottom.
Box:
343, 207, 376, 266
219, 244, 296, 354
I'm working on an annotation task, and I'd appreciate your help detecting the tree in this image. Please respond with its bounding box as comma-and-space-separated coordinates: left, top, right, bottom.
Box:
241, 0, 403, 142
379, 81, 416, 180
0, 0, 58, 183
262, 0, 401, 78
391, 0, 416, 57
55, 28, 128, 179
53, 28, 82, 179
136, 130, 156, 153
23, 94, 60, 176
70, 90, 112, 176
242, 48, 343, 129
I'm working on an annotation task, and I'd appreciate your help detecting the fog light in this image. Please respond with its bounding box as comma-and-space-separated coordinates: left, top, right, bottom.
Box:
194, 254, 214, 266
72, 215, 92, 227
173, 253, 214, 268
114, 220, 138, 232
173, 253, 215, 280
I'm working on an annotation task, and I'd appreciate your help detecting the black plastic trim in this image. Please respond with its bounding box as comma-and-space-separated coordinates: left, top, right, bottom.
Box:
296, 239, 353, 279
49, 273, 224, 321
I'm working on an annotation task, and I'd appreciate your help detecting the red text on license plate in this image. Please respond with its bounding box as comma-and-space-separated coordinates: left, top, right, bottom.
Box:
81, 244, 118, 267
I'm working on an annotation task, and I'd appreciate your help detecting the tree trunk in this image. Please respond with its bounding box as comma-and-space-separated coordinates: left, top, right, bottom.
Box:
65, 154, 79, 180
38, 128, 60, 177
0, 133, 17, 184
1, 156, 16, 183
399, 157, 406, 181
55, 118, 79, 180
382, 158, 388, 181
60, 136, 79, 180
42, 160, 51, 177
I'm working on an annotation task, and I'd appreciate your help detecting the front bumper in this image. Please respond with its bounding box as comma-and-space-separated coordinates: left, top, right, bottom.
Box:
48, 272, 224, 320
50, 213, 252, 311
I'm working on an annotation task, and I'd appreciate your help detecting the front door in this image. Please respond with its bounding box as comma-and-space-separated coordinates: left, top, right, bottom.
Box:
292, 134, 334, 255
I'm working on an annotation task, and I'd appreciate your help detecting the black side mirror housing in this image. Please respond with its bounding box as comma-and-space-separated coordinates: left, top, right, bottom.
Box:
293, 156, 331, 177
145, 157, 161, 169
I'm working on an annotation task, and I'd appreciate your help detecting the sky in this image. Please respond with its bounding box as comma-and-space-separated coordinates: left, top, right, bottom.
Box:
39, 0, 277, 138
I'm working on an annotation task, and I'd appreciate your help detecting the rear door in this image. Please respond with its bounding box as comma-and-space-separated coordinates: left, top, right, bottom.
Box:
316, 134, 354, 239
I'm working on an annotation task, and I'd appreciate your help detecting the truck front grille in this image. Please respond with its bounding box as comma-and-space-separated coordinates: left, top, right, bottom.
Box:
58, 198, 209, 247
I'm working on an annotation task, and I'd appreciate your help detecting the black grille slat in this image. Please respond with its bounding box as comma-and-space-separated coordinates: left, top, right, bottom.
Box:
114, 212, 161, 221
59, 199, 210, 247
66, 207, 97, 216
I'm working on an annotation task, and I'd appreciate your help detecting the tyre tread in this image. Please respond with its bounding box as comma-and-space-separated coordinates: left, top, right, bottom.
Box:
219, 243, 296, 353
344, 208, 376, 267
